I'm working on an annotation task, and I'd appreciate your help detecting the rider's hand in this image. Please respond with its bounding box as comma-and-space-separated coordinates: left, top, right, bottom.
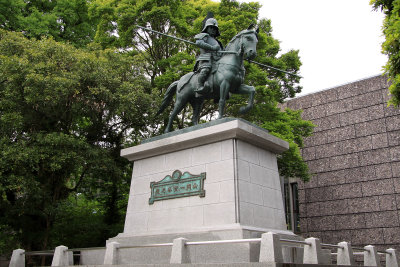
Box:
212, 44, 220, 51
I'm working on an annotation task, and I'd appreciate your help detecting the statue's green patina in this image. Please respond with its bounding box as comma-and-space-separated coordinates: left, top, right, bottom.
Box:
156, 22, 259, 133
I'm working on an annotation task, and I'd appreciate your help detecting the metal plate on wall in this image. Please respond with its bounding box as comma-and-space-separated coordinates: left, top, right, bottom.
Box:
149, 170, 206, 204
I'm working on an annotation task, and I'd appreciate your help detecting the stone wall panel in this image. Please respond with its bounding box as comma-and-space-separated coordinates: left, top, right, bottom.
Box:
335, 214, 365, 230
325, 98, 353, 116
384, 104, 400, 117
368, 104, 386, 121
325, 125, 355, 143
347, 196, 380, 213
352, 90, 383, 110
329, 153, 359, 171
302, 105, 327, 120
332, 183, 363, 199
307, 216, 336, 231
314, 114, 341, 132
390, 146, 400, 161
388, 130, 400, 146
383, 227, 400, 244
311, 89, 338, 107
365, 211, 399, 228
394, 178, 400, 193
319, 199, 348, 216
339, 107, 369, 126
299, 218, 308, 233
358, 76, 388, 93
307, 158, 330, 174
361, 179, 395, 197
303, 131, 327, 146
344, 165, 376, 183
355, 118, 386, 137
317, 171, 346, 187
375, 163, 393, 179
315, 142, 342, 159
378, 194, 397, 211
305, 186, 333, 203
392, 162, 400, 178
371, 133, 389, 149
339, 136, 372, 154
358, 148, 391, 166
336, 83, 360, 100
387, 116, 400, 131
301, 146, 316, 161
351, 228, 384, 245
306, 202, 320, 217
298, 188, 306, 203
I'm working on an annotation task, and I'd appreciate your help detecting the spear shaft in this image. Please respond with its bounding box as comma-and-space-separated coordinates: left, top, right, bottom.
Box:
248, 60, 302, 78
136, 25, 197, 46
136, 25, 301, 78
136, 25, 236, 54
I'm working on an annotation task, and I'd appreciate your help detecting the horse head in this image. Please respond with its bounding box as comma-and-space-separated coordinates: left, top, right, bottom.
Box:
226, 24, 258, 60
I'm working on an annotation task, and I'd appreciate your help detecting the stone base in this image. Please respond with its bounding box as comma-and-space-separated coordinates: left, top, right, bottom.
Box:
89, 119, 294, 265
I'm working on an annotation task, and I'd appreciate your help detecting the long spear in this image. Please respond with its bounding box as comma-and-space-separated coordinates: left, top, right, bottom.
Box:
135, 25, 302, 78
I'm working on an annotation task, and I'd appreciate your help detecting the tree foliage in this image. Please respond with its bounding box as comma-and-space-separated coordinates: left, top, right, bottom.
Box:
0, 0, 95, 47
372, 0, 400, 106
0, 29, 152, 253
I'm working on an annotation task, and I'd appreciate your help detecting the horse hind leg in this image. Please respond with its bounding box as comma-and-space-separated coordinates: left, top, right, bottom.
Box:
190, 98, 204, 125
164, 92, 190, 133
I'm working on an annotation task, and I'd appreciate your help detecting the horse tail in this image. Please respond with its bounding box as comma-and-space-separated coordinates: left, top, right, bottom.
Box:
156, 81, 178, 116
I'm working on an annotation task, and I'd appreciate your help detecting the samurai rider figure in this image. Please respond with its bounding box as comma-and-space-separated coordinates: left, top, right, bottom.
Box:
194, 16, 224, 97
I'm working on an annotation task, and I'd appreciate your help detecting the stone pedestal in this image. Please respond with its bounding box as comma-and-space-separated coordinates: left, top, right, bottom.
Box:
107, 118, 298, 264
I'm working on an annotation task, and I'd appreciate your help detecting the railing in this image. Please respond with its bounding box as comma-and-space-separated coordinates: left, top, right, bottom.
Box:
9, 232, 399, 267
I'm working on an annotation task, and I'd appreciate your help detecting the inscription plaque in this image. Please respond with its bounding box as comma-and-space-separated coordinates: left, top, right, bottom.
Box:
149, 170, 206, 204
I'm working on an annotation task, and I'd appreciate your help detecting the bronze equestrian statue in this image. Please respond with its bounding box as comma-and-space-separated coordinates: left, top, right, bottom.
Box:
156, 23, 259, 133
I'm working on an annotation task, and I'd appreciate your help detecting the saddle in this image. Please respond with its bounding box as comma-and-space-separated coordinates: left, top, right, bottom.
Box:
177, 69, 217, 97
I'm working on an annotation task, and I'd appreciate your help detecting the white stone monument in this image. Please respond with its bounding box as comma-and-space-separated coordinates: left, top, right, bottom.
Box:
107, 118, 298, 264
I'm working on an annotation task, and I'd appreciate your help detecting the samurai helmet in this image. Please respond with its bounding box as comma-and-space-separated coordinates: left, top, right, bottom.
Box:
201, 17, 220, 37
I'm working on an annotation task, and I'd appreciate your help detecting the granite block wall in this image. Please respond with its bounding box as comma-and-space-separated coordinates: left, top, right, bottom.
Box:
283, 75, 400, 252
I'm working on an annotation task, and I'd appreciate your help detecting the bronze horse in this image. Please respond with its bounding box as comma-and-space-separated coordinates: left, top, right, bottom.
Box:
157, 25, 258, 133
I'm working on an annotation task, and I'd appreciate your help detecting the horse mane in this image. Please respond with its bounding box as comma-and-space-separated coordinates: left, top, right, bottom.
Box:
225, 29, 258, 51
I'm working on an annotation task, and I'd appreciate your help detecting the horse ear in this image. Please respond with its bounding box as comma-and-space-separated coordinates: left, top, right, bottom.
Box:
255, 25, 259, 34
247, 24, 255, 30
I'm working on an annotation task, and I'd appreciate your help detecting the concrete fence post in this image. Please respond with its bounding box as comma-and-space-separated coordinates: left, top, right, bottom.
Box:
364, 245, 381, 267
259, 232, 283, 263
170, 238, 189, 264
9, 249, 25, 267
337, 241, 355, 266
386, 248, 398, 267
103, 242, 120, 265
51, 246, 69, 267
303, 237, 322, 264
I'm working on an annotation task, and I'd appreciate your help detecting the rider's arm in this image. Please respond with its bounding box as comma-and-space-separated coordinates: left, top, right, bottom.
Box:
195, 33, 220, 51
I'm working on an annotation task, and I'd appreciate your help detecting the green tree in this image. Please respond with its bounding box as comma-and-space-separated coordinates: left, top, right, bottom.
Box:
371, 0, 400, 106
0, 29, 153, 253
0, 0, 96, 47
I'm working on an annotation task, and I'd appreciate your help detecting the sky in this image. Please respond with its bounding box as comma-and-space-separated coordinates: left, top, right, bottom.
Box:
251, 0, 387, 97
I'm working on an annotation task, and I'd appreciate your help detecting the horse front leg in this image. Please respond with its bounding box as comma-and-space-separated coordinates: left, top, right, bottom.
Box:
237, 84, 255, 114
218, 80, 230, 119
